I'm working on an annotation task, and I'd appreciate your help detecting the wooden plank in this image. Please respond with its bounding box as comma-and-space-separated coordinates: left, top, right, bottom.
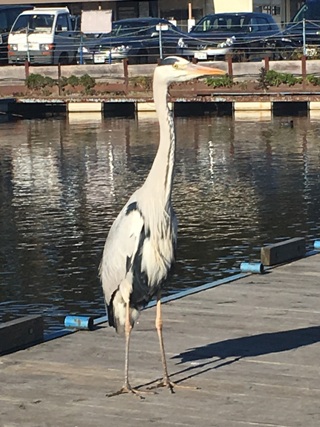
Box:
0, 254, 320, 427
260, 237, 306, 266
0, 315, 44, 355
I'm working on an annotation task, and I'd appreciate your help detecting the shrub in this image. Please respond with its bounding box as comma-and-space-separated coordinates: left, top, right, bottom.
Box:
206, 75, 233, 88
26, 74, 55, 90
258, 68, 302, 88
306, 74, 320, 86
67, 75, 80, 87
79, 74, 96, 93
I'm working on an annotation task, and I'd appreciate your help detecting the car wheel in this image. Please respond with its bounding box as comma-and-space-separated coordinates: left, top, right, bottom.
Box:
277, 46, 295, 60
234, 50, 249, 62
58, 53, 69, 65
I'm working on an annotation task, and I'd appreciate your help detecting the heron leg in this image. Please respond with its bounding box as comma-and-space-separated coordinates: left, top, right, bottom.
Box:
155, 295, 175, 393
107, 302, 145, 399
150, 295, 199, 393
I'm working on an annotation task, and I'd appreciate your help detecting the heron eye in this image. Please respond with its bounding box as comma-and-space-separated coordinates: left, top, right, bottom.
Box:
172, 63, 179, 69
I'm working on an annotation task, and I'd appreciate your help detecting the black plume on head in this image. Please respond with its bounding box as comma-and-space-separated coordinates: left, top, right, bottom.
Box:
158, 56, 181, 66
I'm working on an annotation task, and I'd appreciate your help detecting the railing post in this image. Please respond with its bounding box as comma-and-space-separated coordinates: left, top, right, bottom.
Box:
123, 58, 129, 94
227, 55, 233, 78
301, 55, 307, 90
24, 60, 30, 79
58, 63, 61, 96
264, 56, 269, 72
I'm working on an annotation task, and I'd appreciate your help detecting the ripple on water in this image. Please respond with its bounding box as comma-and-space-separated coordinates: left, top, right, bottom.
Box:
1, 116, 320, 332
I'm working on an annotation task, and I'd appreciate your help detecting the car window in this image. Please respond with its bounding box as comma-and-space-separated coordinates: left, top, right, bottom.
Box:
248, 18, 260, 32
0, 11, 8, 31
8, 9, 24, 28
107, 20, 175, 39
256, 17, 271, 31
11, 14, 54, 33
111, 23, 145, 36
56, 14, 68, 32
193, 15, 248, 33
292, 2, 320, 22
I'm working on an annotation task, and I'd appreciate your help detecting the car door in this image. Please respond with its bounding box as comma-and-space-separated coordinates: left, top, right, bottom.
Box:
244, 16, 276, 59
159, 24, 184, 56
54, 13, 74, 64
143, 22, 182, 60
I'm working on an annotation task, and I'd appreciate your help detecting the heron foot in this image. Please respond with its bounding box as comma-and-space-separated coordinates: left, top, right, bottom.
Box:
148, 377, 200, 393
107, 384, 155, 399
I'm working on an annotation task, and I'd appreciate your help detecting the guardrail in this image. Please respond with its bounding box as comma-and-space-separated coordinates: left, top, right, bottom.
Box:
3, 19, 320, 66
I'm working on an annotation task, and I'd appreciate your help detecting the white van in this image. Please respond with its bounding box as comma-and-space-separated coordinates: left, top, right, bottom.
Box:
8, 7, 79, 65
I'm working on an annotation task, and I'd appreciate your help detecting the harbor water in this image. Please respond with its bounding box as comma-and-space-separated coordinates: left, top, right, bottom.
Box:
1, 113, 320, 333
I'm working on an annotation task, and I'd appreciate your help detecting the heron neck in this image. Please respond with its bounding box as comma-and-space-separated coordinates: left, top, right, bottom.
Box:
144, 79, 175, 204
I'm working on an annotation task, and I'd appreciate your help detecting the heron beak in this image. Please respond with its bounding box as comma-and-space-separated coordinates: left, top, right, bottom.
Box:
187, 62, 226, 76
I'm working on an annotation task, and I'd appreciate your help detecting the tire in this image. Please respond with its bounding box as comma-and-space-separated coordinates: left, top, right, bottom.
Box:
234, 50, 249, 62
58, 53, 69, 65
277, 45, 295, 60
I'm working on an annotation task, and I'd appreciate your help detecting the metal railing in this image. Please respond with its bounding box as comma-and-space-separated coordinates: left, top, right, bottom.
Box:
3, 19, 320, 66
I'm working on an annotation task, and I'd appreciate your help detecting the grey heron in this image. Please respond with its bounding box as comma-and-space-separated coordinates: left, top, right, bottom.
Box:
100, 56, 225, 397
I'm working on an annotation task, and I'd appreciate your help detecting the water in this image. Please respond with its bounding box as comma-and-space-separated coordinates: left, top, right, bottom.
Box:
1, 114, 320, 333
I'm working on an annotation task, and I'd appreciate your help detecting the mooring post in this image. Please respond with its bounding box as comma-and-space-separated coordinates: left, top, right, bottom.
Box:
227, 55, 233, 78
264, 56, 269, 72
58, 63, 61, 96
301, 55, 307, 90
123, 58, 129, 94
24, 60, 30, 79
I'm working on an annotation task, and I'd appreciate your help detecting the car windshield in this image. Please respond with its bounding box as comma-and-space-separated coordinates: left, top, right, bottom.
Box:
193, 15, 247, 33
110, 21, 170, 37
291, 1, 320, 22
11, 14, 54, 33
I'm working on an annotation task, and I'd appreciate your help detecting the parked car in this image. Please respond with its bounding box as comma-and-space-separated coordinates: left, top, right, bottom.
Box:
8, 7, 80, 65
0, 4, 33, 64
177, 12, 294, 62
76, 17, 185, 64
282, 0, 320, 57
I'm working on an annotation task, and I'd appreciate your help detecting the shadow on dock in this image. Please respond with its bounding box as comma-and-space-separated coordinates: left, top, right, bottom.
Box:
160, 326, 320, 385
174, 325, 320, 363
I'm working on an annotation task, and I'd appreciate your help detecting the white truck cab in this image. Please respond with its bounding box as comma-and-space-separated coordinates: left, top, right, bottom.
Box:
8, 7, 79, 65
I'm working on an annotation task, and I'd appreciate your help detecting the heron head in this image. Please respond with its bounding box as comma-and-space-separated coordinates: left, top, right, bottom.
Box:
155, 56, 225, 84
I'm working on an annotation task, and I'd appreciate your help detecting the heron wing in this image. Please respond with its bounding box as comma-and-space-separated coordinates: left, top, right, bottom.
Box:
100, 200, 145, 305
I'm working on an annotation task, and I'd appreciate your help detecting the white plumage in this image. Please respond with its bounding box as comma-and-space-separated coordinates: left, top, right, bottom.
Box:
99, 57, 225, 397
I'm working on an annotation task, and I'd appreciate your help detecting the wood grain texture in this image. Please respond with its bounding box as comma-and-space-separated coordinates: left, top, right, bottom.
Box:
1, 255, 320, 427
261, 237, 306, 265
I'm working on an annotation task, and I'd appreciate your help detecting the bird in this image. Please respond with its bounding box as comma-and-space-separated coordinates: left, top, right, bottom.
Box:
280, 119, 294, 128
99, 56, 225, 398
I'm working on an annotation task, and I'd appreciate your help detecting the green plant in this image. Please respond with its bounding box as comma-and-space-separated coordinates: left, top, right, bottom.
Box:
25, 73, 55, 90
306, 74, 320, 86
130, 76, 152, 90
67, 75, 80, 87
206, 74, 233, 88
258, 68, 302, 88
79, 74, 96, 93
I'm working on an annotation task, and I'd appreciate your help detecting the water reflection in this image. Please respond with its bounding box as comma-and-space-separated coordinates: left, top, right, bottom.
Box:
0, 115, 320, 332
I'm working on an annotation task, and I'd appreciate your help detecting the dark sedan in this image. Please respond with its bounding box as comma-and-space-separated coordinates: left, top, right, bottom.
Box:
177, 12, 294, 62
77, 17, 185, 64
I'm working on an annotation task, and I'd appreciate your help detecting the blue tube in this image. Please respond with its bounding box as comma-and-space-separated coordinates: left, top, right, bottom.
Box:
314, 240, 320, 250
64, 315, 94, 330
240, 262, 264, 274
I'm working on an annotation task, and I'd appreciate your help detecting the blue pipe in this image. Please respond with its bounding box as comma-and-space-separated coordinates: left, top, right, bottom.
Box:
314, 240, 320, 250
240, 262, 264, 274
64, 315, 94, 330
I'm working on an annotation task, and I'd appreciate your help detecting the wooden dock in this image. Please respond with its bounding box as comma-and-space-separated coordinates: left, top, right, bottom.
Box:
1, 254, 320, 427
